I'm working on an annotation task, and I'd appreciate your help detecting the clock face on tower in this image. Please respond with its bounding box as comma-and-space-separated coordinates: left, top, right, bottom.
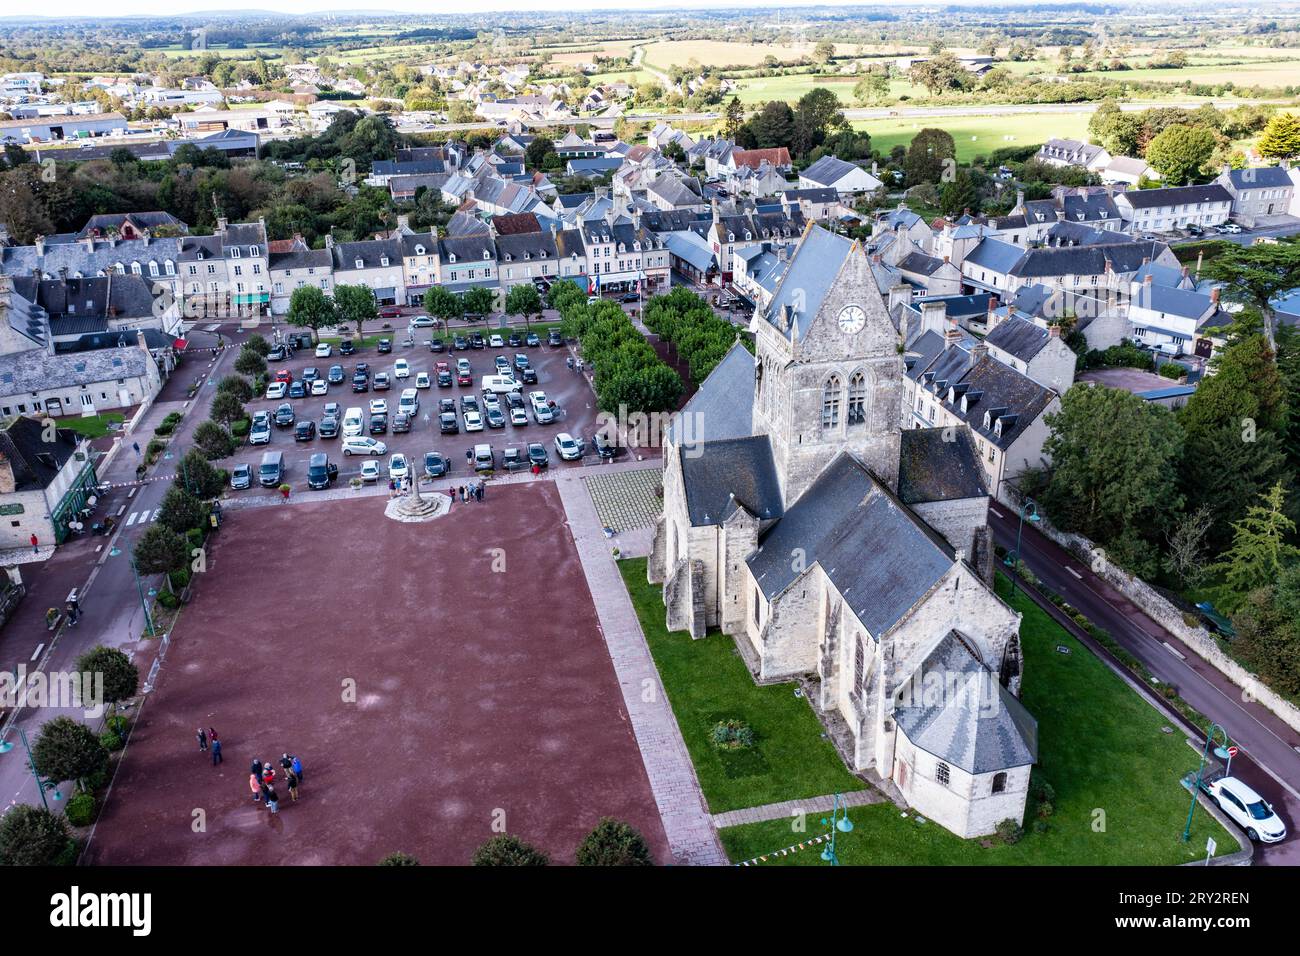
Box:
838, 304, 866, 335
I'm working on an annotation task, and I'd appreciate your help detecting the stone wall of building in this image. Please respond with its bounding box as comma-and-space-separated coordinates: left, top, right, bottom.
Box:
913, 496, 989, 557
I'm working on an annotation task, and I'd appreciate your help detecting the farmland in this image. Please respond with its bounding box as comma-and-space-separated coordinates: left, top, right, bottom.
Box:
853, 111, 1092, 163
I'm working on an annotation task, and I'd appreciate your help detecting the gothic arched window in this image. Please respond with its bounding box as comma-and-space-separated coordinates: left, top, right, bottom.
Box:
821, 376, 842, 430
992, 772, 1007, 794
848, 371, 867, 426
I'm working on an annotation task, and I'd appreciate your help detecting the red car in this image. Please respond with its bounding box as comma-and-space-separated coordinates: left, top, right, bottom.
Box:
379, 305, 402, 319
435, 361, 450, 374
274, 368, 293, 384
456, 369, 472, 386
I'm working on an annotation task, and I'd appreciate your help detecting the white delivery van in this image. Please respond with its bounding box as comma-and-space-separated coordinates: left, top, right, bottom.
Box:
399, 388, 419, 415
342, 406, 365, 436
480, 374, 519, 395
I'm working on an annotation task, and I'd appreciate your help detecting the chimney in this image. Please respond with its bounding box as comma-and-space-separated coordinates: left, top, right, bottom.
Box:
942, 255, 950, 264
325, 233, 335, 250
971, 341, 989, 360
1181, 265, 1189, 280
1015, 189, 1025, 212
1210, 287, 1220, 305
137, 328, 149, 353
888, 283, 912, 310
1048, 324, 1061, 338
396, 214, 410, 232
549, 221, 557, 238
0, 454, 15, 495
1143, 273, 1153, 286
944, 317, 963, 347
217, 216, 228, 233
1141, 256, 1150, 266
921, 300, 947, 336
1195, 249, 1204, 278
34, 235, 45, 256
83, 235, 95, 252
142, 229, 151, 246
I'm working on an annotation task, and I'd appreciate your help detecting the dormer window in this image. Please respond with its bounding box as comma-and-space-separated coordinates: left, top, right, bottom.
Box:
165, 260, 175, 275
414, 245, 425, 255
380, 257, 389, 267
231, 247, 241, 259
131, 262, 142, 275
449, 253, 457, 264
114, 263, 125, 274
355, 259, 364, 269
148, 261, 159, 277
249, 246, 258, 257
197, 251, 204, 260
482, 250, 491, 260
983, 411, 992, 429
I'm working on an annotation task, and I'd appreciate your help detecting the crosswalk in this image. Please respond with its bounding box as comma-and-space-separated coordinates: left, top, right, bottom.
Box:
123, 508, 162, 527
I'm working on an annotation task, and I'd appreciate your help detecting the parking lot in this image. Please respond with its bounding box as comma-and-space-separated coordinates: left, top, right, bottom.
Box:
227, 328, 618, 497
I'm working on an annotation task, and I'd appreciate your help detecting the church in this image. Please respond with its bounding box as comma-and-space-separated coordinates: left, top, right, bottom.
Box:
647, 224, 1038, 838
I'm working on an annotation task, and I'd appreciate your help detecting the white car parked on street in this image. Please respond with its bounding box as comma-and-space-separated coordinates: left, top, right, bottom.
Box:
341, 435, 387, 456
389, 452, 409, 480
1210, 777, 1287, 843
315, 342, 332, 358
394, 358, 410, 378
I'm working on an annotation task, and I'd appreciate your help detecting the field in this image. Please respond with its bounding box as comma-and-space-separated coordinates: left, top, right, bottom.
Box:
717, 576, 1236, 866
542, 39, 643, 66
1075, 60, 1300, 87
853, 111, 1091, 163
641, 39, 837, 71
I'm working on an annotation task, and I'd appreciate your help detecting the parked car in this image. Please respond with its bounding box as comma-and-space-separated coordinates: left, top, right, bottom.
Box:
310, 379, 328, 396
392, 412, 412, 433
1222, 223, 1243, 234
469, 443, 494, 471
470, 332, 485, 349
460, 395, 479, 414
369, 413, 388, 435
389, 452, 409, 479
547, 329, 562, 346
274, 403, 295, 427
288, 380, 307, 399
494, 355, 511, 374
1210, 777, 1286, 843
250, 411, 272, 444
315, 342, 333, 358
429, 337, 446, 353
463, 409, 484, 432
378, 338, 392, 354
359, 459, 382, 482
373, 372, 391, 391
379, 305, 402, 319
328, 364, 345, 384
267, 345, 287, 361
352, 373, 369, 393
415, 371, 431, 389
526, 332, 541, 347
294, 419, 316, 442
509, 404, 529, 426
439, 398, 456, 414
489, 334, 504, 348
369, 399, 388, 416
621, 292, 639, 303
394, 358, 411, 378
355, 362, 370, 375
411, 315, 434, 328
527, 442, 549, 468
485, 407, 506, 429
513, 353, 529, 372
453, 335, 468, 350
437, 369, 453, 387
591, 431, 623, 459
554, 432, 582, 460
502, 445, 525, 470
323, 402, 341, 419
339, 339, 355, 355
301, 367, 320, 383
307, 453, 338, 490
341, 435, 386, 457
230, 463, 252, 490
439, 412, 460, 433
424, 451, 449, 477
521, 366, 537, 385
508, 332, 523, 347
456, 367, 473, 386
319, 414, 340, 438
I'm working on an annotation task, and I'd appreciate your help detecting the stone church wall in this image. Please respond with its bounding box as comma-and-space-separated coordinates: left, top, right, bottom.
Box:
913, 496, 989, 557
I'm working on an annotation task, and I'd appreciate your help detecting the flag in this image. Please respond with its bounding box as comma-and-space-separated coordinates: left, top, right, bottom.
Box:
588, 274, 600, 296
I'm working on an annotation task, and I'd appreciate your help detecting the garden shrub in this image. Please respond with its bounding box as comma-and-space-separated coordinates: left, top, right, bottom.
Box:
64, 792, 98, 827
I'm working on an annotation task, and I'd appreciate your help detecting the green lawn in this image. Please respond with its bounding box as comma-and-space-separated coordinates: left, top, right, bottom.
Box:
718, 575, 1235, 865
618, 558, 863, 813
57, 412, 125, 439
853, 111, 1091, 163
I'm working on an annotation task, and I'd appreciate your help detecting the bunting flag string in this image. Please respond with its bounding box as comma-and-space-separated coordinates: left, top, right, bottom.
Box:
733, 832, 830, 866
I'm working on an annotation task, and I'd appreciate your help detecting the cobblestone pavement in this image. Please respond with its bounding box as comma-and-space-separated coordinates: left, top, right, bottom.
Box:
710, 788, 883, 829
585, 467, 663, 533
556, 471, 727, 866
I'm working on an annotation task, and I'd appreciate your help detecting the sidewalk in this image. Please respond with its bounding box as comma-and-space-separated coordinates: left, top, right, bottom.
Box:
711, 789, 883, 829
554, 470, 727, 866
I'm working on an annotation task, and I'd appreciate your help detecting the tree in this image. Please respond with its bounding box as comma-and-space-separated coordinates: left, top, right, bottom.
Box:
285, 285, 337, 344
1042, 384, 1185, 577
504, 283, 542, 329
814, 39, 836, 63
471, 834, 550, 866
1233, 579, 1300, 696
215, 374, 254, 404
524, 136, 556, 171
32, 716, 109, 791
939, 169, 979, 217
854, 70, 890, 105
1209, 483, 1299, 607
1143, 124, 1216, 186
903, 128, 956, 186
234, 348, 266, 378
378, 852, 420, 866
133, 523, 189, 577
74, 646, 139, 712
243, 333, 271, 357
576, 818, 654, 866
209, 391, 245, 429
193, 420, 237, 461
462, 285, 494, 317
742, 101, 795, 150
0, 805, 74, 866
423, 285, 461, 328
1164, 504, 1215, 588
333, 283, 377, 342
178, 449, 226, 498
722, 96, 745, 139
909, 53, 971, 96
792, 87, 845, 158
157, 485, 206, 536
1202, 243, 1300, 350
1255, 111, 1300, 162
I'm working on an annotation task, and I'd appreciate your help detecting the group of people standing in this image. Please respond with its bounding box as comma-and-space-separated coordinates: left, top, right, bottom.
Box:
451, 481, 486, 505
249, 754, 304, 814
196, 727, 222, 765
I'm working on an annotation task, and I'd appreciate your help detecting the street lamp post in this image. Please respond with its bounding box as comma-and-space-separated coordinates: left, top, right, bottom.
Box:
1003, 497, 1041, 599
819, 793, 855, 865
19, 727, 61, 812
1184, 723, 1231, 842
110, 545, 156, 636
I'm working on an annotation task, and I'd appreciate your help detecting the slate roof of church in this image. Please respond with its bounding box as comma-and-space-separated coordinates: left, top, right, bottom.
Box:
760, 226, 857, 341
897, 427, 988, 505
680, 435, 783, 527
894, 632, 1038, 774
665, 341, 753, 447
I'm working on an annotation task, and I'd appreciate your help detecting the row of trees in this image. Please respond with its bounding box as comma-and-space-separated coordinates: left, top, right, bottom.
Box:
550, 279, 684, 415
464, 818, 653, 866
642, 286, 748, 382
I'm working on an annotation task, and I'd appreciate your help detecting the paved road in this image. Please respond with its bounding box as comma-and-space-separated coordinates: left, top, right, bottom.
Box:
1170, 221, 1300, 248
0, 333, 232, 818
988, 505, 1300, 865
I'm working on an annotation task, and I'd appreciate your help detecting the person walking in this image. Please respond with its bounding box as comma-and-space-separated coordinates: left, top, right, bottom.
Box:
249, 772, 262, 803
475, 481, 484, 502
29, 533, 38, 554
291, 754, 303, 784
196, 728, 207, 752
459, 485, 466, 503
211, 737, 222, 765
264, 784, 279, 814
285, 769, 300, 802
132, 441, 141, 456
65, 601, 78, 626
251, 758, 263, 780
209, 727, 219, 745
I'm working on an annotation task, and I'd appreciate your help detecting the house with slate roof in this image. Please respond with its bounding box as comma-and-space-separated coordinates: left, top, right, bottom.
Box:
1215, 166, 1295, 227
0, 414, 99, 548
799, 155, 883, 198
1115, 184, 1232, 233
648, 225, 1036, 838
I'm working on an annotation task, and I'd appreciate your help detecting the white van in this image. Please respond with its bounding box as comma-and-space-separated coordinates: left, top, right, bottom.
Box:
399, 388, 419, 415
342, 406, 365, 437
480, 374, 519, 395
